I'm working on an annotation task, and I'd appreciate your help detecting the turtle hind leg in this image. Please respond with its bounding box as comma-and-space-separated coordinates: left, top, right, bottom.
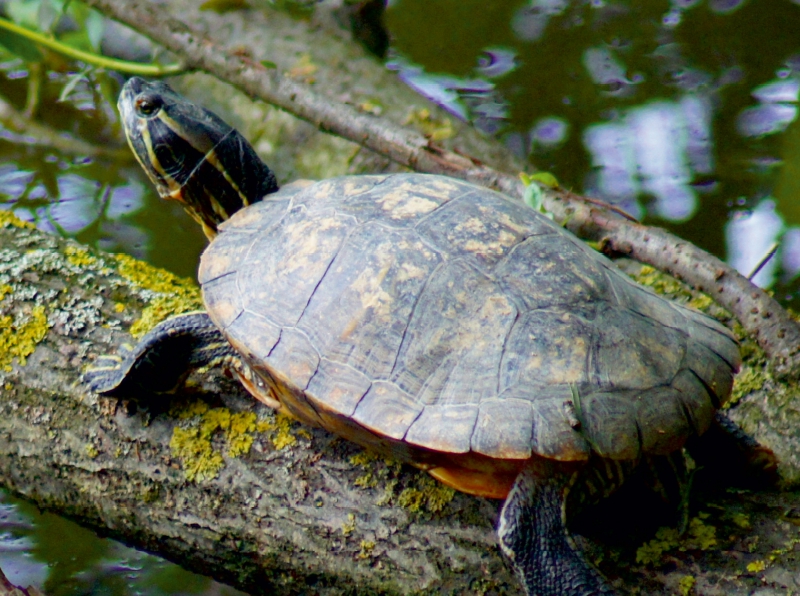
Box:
84, 312, 236, 398
498, 459, 618, 596
686, 411, 778, 490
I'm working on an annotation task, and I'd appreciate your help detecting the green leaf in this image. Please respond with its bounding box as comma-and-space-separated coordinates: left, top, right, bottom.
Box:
527, 171, 559, 188
260, 60, 278, 69
84, 9, 104, 51
6, 0, 42, 29
0, 29, 43, 62
199, 0, 248, 13
522, 179, 554, 219
37, 0, 59, 33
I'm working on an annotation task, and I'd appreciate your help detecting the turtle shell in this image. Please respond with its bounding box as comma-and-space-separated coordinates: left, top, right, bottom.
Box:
198, 173, 739, 482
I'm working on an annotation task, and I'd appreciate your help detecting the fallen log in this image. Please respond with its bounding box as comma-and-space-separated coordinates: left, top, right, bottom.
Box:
4, 209, 800, 595
0, 212, 514, 594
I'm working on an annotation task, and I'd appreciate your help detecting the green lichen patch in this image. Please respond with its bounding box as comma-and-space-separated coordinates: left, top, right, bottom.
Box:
258, 411, 302, 450
632, 265, 687, 297
749, 536, 800, 575
678, 574, 696, 596
168, 399, 268, 482
0, 284, 12, 302
628, 264, 733, 322
636, 514, 718, 566
348, 449, 455, 515
727, 366, 767, 408
113, 253, 203, 337
170, 424, 225, 483
397, 475, 455, 514
356, 540, 376, 559
404, 107, 454, 141
341, 513, 356, 536
0, 305, 50, 371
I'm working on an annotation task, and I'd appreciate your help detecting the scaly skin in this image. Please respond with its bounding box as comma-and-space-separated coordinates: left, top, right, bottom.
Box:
84, 312, 236, 398
498, 460, 618, 596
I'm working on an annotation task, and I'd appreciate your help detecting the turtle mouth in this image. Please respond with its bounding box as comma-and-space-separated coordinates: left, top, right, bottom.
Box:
118, 77, 280, 238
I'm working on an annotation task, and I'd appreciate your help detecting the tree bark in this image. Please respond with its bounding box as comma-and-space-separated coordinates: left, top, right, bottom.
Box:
4, 215, 800, 596
81, 0, 800, 379
0, 215, 514, 595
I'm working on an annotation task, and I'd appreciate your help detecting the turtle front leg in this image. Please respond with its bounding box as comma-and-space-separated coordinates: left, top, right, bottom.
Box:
84, 312, 237, 397
498, 459, 617, 596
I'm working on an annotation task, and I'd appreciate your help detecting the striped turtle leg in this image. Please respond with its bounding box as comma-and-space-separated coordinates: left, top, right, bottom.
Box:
498, 459, 619, 596
84, 312, 236, 398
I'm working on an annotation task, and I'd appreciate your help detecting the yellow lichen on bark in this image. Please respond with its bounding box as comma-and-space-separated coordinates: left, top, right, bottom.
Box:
0, 305, 49, 372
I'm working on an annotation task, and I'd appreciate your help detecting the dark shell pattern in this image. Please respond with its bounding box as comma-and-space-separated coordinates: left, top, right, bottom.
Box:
198, 174, 740, 463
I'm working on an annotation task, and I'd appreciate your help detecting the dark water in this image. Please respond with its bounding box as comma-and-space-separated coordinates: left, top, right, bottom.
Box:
0, 491, 245, 595
387, 0, 800, 294
0, 0, 798, 593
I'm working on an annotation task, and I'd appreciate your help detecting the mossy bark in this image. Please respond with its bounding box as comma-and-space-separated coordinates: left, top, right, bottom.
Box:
4, 215, 800, 595
0, 214, 514, 595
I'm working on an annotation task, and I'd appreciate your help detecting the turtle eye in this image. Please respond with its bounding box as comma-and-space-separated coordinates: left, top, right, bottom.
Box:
135, 94, 163, 117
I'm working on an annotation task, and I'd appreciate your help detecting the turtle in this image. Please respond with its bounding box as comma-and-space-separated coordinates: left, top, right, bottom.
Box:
86, 77, 765, 595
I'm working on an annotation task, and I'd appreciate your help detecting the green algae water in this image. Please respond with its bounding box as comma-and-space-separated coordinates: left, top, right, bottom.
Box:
0, 491, 246, 595
0, 0, 799, 593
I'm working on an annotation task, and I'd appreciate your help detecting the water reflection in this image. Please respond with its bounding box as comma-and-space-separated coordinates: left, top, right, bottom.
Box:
726, 200, 783, 288
0, 490, 245, 596
386, 52, 515, 133
583, 96, 713, 222
512, 0, 570, 43
582, 46, 642, 96
737, 77, 799, 137
386, 0, 800, 301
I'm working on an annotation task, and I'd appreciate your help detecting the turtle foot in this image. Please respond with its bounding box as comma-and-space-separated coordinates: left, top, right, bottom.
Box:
498, 459, 618, 596
82, 312, 234, 399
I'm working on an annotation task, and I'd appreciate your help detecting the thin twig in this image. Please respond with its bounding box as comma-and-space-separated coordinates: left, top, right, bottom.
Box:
0, 16, 185, 76
748, 242, 780, 281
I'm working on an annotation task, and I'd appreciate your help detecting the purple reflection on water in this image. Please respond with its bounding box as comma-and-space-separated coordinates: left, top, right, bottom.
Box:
387, 58, 468, 119
681, 95, 714, 174
46, 174, 103, 234
782, 228, 800, 280
97, 221, 149, 261
629, 102, 697, 221
726, 201, 784, 288
736, 104, 798, 137
476, 48, 518, 79
0, 165, 34, 198
530, 117, 569, 148
388, 55, 510, 132
106, 180, 145, 220
583, 47, 630, 85
583, 123, 640, 211
583, 97, 711, 223
511, 0, 569, 42
709, 0, 747, 14
752, 79, 800, 103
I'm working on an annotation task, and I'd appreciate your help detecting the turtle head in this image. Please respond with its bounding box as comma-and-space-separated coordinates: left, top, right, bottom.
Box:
118, 77, 278, 238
